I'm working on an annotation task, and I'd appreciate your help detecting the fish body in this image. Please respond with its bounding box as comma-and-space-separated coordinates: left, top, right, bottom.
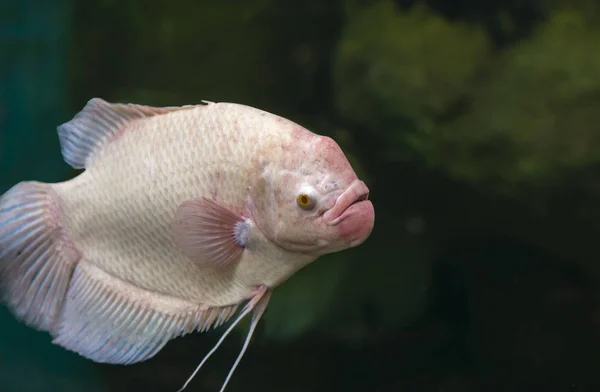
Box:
59, 103, 318, 306
0, 98, 374, 390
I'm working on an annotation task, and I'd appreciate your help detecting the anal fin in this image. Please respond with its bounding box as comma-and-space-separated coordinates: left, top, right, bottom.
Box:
53, 261, 238, 365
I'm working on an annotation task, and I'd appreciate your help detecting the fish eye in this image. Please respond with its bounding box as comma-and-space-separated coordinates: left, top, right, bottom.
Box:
296, 193, 315, 210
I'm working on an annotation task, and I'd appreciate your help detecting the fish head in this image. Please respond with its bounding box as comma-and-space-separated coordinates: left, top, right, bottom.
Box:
249, 130, 375, 257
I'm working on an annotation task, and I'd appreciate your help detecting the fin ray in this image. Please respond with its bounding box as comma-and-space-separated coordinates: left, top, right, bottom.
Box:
53, 262, 238, 365
173, 197, 249, 268
0, 181, 79, 332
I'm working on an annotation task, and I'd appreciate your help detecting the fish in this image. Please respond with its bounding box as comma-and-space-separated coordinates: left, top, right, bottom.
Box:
0, 98, 375, 391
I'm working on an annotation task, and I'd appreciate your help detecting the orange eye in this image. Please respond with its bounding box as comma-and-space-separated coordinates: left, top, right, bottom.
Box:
297, 193, 313, 209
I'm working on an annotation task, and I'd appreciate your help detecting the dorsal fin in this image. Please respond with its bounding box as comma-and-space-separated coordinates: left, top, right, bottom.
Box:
57, 98, 194, 169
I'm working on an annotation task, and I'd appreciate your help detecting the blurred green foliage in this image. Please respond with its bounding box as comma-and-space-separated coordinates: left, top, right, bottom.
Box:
335, 1, 490, 150
423, 8, 600, 184
336, 1, 600, 189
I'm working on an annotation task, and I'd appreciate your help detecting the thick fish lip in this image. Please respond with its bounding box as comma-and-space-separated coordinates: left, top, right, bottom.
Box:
336, 198, 374, 247
323, 180, 370, 225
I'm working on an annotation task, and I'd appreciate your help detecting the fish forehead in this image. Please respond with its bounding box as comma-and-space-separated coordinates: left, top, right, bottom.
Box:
278, 128, 357, 187
208, 104, 346, 178
206, 102, 303, 137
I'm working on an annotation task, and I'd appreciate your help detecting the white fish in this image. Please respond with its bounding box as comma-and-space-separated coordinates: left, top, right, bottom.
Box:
0, 98, 375, 391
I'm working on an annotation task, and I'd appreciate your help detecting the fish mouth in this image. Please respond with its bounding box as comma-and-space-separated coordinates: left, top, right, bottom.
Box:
323, 180, 370, 225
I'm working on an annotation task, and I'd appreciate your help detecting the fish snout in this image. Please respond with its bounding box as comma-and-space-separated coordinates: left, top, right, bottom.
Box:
322, 180, 374, 248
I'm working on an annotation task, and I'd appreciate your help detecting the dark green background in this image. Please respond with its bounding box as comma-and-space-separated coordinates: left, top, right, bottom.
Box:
1, 0, 599, 391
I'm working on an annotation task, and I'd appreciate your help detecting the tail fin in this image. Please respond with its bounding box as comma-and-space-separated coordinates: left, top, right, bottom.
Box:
0, 181, 79, 332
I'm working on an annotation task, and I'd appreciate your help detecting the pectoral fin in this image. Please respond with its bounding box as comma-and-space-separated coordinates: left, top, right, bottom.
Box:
173, 198, 253, 269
